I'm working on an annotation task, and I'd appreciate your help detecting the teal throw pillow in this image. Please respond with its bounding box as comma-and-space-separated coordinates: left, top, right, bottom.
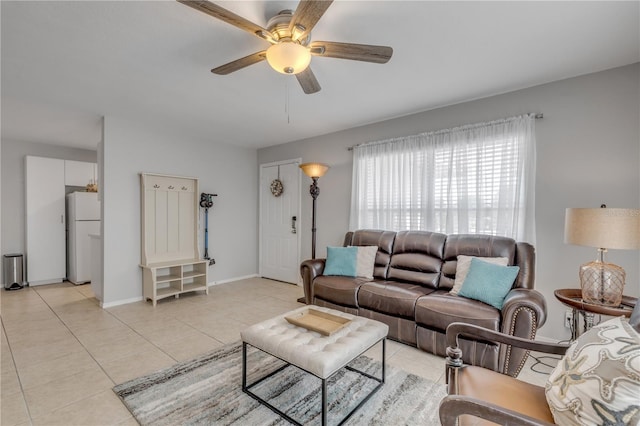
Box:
458, 258, 520, 309
324, 246, 358, 277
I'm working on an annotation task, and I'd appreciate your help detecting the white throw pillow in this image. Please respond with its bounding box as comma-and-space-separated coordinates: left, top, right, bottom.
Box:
545, 316, 640, 425
352, 246, 378, 280
450, 255, 509, 295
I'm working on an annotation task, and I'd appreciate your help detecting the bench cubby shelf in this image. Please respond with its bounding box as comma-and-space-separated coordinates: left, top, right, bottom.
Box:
140, 173, 208, 306
142, 259, 208, 306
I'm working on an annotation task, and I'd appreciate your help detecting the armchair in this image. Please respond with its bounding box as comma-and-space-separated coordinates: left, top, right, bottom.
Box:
440, 300, 640, 426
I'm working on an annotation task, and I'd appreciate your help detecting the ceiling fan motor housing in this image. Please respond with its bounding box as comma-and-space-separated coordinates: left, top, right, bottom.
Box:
267, 10, 310, 46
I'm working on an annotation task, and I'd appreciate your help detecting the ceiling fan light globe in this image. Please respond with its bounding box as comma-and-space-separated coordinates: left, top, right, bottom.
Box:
266, 42, 311, 75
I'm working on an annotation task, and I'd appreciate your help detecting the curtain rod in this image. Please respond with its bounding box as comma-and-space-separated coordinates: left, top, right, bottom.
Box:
347, 113, 543, 151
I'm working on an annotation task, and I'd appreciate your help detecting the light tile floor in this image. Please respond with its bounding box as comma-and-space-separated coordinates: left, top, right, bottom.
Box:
1, 277, 552, 425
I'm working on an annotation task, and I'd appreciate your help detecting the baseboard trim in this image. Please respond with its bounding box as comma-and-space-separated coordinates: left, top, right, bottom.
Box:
99, 274, 282, 308
27, 279, 64, 286
101, 296, 144, 309
207, 274, 259, 287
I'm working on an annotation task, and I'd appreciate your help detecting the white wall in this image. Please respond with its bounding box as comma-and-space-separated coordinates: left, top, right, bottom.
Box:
101, 116, 258, 305
257, 63, 640, 341
0, 140, 97, 281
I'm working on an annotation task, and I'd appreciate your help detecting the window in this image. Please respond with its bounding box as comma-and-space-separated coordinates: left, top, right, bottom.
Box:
349, 114, 536, 243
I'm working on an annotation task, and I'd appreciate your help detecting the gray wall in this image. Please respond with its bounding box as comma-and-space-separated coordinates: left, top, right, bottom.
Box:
257, 63, 640, 341
101, 116, 258, 305
1, 140, 97, 279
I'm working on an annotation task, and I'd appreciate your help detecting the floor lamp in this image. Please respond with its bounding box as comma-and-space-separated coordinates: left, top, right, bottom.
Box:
299, 162, 330, 259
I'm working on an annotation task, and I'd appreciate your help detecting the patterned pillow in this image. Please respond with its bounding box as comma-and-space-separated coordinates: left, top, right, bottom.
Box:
450, 255, 509, 295
545, 316, 640, 425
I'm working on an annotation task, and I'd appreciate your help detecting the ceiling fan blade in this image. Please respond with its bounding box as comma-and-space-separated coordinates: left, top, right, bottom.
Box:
289, 0, 334, 41
211, 51, 266, 75
310, 41, 393, 64
177, 0, 275, 43
296, 67, 321, 94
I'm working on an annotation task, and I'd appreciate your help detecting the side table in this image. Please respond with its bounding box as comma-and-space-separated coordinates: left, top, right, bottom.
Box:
554, 288, 637, 341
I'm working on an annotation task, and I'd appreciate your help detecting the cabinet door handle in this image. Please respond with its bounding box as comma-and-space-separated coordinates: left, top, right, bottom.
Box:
291, 216, 297, 234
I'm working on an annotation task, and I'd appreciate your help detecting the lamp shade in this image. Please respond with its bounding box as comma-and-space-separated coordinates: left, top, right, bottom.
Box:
266, 42, 311, 75
299, 163, 330, 178
564, 208, 640, 250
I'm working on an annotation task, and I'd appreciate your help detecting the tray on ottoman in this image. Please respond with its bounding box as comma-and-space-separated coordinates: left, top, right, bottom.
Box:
285, 308, 351, 336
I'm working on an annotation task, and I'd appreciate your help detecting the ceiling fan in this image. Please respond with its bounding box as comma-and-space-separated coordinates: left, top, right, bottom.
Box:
177, 0, 393, 94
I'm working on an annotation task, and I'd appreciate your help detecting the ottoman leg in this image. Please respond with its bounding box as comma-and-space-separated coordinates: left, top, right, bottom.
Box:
382, 338, 386, 383
322, 378, 327, 426
242, 342, 247, 391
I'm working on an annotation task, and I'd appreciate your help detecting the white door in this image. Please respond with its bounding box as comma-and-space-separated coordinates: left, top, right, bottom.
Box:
260, 161, 301, 284
26, 156, 66, 285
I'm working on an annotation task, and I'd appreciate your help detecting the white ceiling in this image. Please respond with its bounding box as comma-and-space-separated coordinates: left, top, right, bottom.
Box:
2, 1, 638, 150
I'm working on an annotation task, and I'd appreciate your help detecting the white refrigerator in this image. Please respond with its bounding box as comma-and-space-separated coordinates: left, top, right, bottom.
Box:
66, 192, 101, 284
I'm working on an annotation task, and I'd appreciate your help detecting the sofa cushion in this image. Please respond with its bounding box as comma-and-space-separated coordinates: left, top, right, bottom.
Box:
415, 291, 501, 332
313, 276, 370, 308
458, 258, 520, 309
450, 255, 509, 295
357, 281, 434, 319
440, 234, 517, 291
350, 230, 396, 279
387, 230, 446, 288
324, 246, 358, 277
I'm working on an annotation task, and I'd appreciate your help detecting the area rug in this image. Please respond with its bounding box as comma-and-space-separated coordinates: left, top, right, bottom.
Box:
113, 341, 446, 425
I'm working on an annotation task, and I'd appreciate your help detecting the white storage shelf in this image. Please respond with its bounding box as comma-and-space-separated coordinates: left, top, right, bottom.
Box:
140, 173, 207, 306
142, 259, 208, 306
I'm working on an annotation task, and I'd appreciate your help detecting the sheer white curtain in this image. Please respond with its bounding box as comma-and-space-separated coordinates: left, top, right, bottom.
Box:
349, 114, 536, 244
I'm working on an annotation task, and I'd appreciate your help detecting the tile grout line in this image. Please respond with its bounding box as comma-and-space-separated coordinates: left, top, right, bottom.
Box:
1, 281, 302, 425
1, 312, 35, 426
7, 280, 456, 424
35, 284, 185, 370
20, 284, 136, 421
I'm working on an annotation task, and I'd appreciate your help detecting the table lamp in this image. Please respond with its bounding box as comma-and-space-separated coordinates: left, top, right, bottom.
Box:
564, 206, 640, 306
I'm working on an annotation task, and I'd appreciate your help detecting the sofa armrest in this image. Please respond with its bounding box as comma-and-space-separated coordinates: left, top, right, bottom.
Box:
502, 288, 547, 330
300, 258, 326, 305
498, 288, 548, 376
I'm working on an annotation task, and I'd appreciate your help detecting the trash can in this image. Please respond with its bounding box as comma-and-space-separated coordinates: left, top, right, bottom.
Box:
3, 254, 24, 290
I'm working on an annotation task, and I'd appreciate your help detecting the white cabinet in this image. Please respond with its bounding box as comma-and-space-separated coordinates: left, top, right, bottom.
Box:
65, 160, 97, 187
25, 156, 66, 285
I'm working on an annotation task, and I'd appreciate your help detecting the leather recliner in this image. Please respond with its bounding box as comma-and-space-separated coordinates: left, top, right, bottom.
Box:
300, 229, 547, 377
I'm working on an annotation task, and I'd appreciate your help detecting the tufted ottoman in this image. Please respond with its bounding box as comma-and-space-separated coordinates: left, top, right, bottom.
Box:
241, 306, 389, 426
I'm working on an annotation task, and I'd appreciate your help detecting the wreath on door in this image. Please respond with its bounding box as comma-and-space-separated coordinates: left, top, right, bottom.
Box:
270, 178, 284, 197
270, 165, 284, 197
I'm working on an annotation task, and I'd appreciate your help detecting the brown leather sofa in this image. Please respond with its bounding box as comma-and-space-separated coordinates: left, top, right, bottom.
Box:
300, 229, 547, 377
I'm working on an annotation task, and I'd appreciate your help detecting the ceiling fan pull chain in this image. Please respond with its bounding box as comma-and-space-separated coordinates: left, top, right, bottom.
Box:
286, 78, 291, 124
